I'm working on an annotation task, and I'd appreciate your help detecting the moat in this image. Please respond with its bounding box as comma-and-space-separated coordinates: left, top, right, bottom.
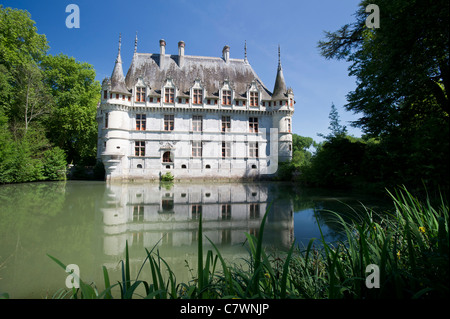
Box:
0, 180, 388, 298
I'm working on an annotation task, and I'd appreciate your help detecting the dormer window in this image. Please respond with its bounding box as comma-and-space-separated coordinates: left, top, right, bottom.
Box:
136, 87, 146, 102
193, 89, 203, 104
222, 90, 231, 105
250, 91, 259, 106
165, 88, 175, 103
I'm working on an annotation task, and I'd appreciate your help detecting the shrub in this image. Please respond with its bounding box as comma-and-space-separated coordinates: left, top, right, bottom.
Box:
161, 171, 174, 182
42, 147, 67, 181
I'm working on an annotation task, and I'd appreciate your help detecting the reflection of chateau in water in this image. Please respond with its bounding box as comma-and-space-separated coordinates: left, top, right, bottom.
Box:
101, 183, 294, 257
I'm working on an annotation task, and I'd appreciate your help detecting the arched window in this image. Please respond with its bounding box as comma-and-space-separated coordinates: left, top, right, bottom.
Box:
163, 151, 172, 163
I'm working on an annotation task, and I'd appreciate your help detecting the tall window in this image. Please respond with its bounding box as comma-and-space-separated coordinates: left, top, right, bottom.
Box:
249, 117, 258, 133
222, 90, 231, 105
165, 88, 175, 103
192, 115, 203, 132
222, 142, 231, 158
104, 112, 109, 128
136, 87, 146, 102
136, 114, 146, 130
133, 205, 144, 222
250, 91, 259, 106
287, 118, 291, 133
192, 141, 202, 158
193, 89, 203, 104
135, 141, 145, 157
192, 205, 202, 220
249, 142, 259, 158
250, 203, 260, 219
162, 199, 174, 212
221, 204, 231, 220
221, 116, 231, 132
163, 151, 172, 163
164, 115, 174, 131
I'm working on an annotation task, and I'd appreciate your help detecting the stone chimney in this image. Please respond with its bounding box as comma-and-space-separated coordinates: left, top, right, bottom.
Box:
222, 45, 230, 63
159, 39, 166, 69
178, 41, 185, 67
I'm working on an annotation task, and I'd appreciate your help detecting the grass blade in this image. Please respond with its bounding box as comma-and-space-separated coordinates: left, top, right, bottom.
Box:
280, 241, 296, 298
102, 265, 112, 299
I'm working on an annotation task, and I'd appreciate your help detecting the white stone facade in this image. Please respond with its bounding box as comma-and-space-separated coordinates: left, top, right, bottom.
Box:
97, 37, 295, 181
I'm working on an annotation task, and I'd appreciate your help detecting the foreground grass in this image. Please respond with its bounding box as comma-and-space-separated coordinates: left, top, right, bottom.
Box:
48, 186, 449, 299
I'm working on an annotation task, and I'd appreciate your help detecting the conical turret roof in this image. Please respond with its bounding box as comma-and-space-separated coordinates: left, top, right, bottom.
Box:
110, 34, 130, 94
272, 45, 287, 100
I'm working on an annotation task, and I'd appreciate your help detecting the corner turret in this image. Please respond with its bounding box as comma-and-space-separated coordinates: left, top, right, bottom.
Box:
271, 45, 294, 163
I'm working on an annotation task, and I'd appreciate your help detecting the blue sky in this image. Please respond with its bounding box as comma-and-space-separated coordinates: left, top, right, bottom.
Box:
2, 0, 363, 141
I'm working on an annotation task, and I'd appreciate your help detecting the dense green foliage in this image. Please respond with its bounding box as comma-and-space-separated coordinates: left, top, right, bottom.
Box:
0, 6, 100, 184
48, 187, 448, 299
41, 54, 101, 165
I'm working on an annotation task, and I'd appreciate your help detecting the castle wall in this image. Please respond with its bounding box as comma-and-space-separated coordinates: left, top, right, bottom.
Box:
98, 40, 294, 181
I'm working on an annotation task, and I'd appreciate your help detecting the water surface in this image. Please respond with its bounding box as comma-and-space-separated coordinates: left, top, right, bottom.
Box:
0, 180, 388, 298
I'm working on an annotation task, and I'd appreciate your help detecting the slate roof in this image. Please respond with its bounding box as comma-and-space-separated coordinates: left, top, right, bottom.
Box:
272, 64, 288, 100
108, 40, 291, 101
110, 53, 130, 94
122, 53, 278, 100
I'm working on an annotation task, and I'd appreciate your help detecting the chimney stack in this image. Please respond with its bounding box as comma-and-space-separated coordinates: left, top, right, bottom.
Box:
159, 39, 166, 68
178, 41, 185, 67
222, 45, 230, 63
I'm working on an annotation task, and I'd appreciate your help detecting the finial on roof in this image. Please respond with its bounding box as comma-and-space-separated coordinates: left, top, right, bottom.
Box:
134, 31, 138, 54
244, 40, 248, 63
278, 44, 281, 68
115, 33, 123, 64
273, 44, 287, 100
118, 33, 122, 54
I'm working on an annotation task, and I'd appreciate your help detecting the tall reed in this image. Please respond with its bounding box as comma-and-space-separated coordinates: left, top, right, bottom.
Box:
288, 186, 449, 298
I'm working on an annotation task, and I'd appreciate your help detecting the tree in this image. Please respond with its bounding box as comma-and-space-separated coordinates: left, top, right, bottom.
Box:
41, 146, 67, 181
291, 134, 314, 168
318, 0, 449, 135
41, 54, 101, 164
317, 0, 449, 191
319, 103, 348, 141
13, 62, 53, 133
301, 104, 366, 189
0, 5, 49, 120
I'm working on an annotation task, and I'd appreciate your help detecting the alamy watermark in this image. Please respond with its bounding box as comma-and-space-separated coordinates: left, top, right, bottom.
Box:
65, 264, 80, 289
65, 4, 80, 29
365, 264, 380, 289
365, 4, 380, 29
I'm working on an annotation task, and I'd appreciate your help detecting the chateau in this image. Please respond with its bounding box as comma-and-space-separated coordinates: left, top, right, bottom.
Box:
97, 35, 295, 181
